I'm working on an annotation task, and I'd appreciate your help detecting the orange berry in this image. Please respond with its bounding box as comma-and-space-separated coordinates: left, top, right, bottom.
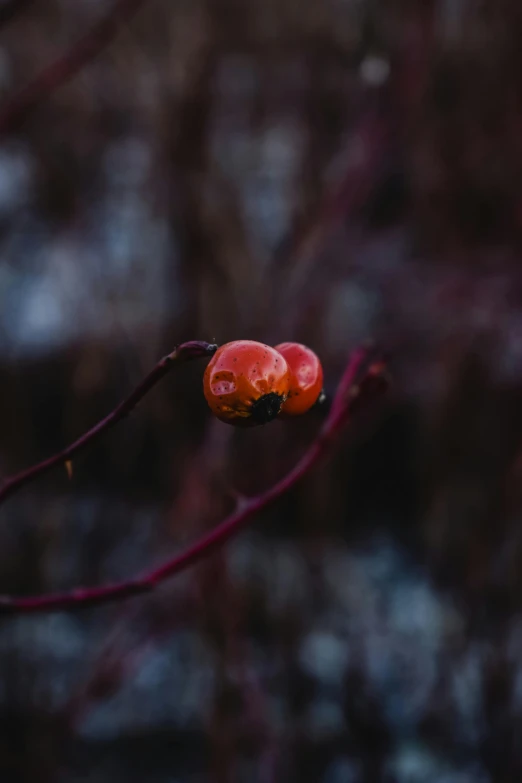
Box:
203, 340, 290, 426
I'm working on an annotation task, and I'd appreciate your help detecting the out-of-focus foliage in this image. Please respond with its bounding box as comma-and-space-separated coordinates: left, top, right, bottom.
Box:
1, 0, 522, 781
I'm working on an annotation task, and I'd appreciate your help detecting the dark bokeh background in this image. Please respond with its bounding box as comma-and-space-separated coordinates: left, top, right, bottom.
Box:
1, 1, 522, 781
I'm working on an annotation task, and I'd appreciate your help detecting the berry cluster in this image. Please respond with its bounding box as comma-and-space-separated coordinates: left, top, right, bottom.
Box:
203, 340, 324, 427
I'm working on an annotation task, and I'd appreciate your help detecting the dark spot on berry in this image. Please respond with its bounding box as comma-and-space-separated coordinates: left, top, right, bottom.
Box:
251, 392, 284, 424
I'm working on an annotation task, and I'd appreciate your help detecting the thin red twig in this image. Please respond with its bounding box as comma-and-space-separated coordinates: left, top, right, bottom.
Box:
0, 340, 217, 506
0, 345, 388, 614
0, 0, 148, 134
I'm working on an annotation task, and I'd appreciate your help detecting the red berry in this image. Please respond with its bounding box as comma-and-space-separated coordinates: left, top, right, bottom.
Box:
203, 340, 290, 426
275, 342, 324, 417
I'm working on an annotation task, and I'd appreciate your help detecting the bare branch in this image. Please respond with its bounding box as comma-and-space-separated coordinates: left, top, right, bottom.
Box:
0, 340, 218, 506
0, 345, 388, 614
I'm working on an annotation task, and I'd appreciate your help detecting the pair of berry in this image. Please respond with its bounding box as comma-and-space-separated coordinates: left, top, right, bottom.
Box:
203, 340, 324, 427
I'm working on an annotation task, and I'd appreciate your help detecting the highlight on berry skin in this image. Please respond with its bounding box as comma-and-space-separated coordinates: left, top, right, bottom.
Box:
275, 342, 324, 417
203, 340, 290, 427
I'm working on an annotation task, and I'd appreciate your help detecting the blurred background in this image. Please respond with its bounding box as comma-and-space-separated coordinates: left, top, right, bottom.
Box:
1, 0, 522, 780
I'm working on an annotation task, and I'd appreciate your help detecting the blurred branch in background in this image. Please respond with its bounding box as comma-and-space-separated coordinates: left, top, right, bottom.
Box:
0, 0, 148, 133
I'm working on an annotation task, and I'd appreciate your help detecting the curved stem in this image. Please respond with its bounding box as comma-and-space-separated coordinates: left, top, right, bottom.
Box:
0, 345, 387, 614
